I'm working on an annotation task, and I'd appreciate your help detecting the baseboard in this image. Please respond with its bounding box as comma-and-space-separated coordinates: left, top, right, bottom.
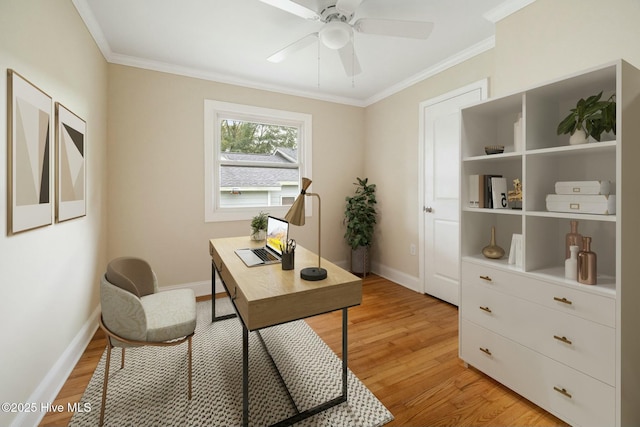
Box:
20, 305, 101, 427
371, 261, 422, 294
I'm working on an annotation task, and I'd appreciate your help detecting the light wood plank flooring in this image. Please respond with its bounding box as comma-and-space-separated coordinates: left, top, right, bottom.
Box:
40, 274, 567, 426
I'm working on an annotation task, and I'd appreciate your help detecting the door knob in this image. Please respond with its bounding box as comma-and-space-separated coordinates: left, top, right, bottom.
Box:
424, 206, 433, 213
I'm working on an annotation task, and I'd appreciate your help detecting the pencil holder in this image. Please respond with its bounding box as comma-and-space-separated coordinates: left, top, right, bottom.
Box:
281, 251, 295, 270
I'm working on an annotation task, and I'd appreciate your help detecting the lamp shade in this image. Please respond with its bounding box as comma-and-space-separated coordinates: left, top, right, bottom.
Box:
285, 177, 312, 226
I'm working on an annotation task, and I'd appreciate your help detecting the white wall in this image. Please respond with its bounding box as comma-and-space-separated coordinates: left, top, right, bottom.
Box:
0, 1, 108, 426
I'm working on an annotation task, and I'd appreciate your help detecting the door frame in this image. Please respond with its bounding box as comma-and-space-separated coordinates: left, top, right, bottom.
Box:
418, 79, 488, 295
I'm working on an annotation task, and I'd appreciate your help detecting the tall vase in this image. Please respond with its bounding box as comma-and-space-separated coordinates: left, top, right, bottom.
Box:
565, 220, 583, 259
482, 226, 505, 259
578, 236, 597, 285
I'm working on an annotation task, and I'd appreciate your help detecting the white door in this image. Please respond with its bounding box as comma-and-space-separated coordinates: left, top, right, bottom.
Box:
419, 81, 487, 306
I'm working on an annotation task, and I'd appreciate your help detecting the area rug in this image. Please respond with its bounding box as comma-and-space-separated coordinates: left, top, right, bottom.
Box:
70, 298, 393, 426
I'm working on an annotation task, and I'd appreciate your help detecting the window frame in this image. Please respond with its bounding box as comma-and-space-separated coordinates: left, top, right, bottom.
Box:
204, 100, 312, 222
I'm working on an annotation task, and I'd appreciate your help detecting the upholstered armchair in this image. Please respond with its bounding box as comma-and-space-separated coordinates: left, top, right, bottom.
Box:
99, 257, 197, 426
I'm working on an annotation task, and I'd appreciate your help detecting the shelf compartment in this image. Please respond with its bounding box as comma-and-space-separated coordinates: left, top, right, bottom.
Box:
525, 216, 616, 282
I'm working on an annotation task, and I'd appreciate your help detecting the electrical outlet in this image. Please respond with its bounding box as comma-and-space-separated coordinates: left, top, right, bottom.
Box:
410, 244, 416, 256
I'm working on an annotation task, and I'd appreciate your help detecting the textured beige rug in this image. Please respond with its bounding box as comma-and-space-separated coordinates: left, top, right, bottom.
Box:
70, 298, 393, 426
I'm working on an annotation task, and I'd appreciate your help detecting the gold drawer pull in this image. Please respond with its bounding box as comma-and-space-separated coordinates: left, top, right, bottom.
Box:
554, 296, 573, 305
553, 335, 573, 345
479, 306, 492, 313
553, 386, 572, 399
479, 275, 492, 282
479, 347, 492, 356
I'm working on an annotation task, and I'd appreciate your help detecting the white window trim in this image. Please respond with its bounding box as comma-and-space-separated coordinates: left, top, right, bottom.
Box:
204, 100, 312, 222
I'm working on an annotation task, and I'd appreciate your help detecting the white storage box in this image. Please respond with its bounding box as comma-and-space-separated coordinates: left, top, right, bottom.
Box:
555, 180, 611, 195
546, 194, 616, 215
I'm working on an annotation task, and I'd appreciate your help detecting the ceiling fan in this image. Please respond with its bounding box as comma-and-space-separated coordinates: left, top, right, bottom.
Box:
260, 0, 434, 76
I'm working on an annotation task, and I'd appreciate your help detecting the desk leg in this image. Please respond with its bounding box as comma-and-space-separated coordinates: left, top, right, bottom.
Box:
243, 325, 249, 427
211, 261, 215, 322
342, 307, 348, 399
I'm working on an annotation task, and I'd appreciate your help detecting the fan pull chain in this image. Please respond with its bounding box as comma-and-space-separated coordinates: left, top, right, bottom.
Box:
351, 35, 355, 88
317, 40, 321, 89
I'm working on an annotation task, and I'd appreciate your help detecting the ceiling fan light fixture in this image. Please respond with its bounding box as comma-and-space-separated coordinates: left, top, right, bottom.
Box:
319, 21, 351, 50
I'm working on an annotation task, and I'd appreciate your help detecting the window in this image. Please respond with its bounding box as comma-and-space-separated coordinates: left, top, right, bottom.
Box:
204, 100, 312, 222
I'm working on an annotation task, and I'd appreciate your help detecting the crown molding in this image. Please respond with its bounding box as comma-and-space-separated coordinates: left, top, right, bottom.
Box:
483, 0, 536, 23
363, 36, 495, 106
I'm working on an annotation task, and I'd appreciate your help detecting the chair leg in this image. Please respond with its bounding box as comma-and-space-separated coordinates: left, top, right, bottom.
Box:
188, 336, 193, 400
100, 342, 113, 427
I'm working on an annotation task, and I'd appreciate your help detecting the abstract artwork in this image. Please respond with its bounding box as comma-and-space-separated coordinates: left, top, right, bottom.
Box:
55, 103, 86, 222
7, 70, 53, 234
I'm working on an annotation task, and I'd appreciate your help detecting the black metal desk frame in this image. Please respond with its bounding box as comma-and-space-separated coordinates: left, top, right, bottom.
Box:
211, 262, 349, 427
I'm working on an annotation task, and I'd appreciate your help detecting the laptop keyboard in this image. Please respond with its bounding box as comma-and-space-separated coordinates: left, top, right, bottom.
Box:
254, 248, 277, 262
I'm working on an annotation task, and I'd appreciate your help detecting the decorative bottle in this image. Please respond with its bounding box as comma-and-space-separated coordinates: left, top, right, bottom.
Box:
578, 236, 597, 285
565, 245, 578, 280
565, 220, 582, 259
482, 226, 505, 259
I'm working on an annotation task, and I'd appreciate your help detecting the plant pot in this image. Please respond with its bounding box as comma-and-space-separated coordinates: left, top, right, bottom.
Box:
251, 230, 266, 241
569, 128, 588, 145
350, 246, 370, 275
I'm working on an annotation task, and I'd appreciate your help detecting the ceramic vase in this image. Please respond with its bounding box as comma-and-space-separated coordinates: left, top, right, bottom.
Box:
482, 226, 505, 259
565, 245, 579, 280
569, 128, 588, 145
578, 236, 597, 285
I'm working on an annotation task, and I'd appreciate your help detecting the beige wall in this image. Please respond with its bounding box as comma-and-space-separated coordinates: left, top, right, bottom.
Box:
365, 0, 640, 288
107, 65, 365, 287
494, 0, 640, 96
0, 1, 108, 426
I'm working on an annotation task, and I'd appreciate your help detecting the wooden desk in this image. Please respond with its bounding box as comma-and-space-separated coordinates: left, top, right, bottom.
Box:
208, 236, 362, 426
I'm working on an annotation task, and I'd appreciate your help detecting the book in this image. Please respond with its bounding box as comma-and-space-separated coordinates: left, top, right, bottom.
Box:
491, 177, 508, 209
468, 175, 485, 208
483, 174, 502, 208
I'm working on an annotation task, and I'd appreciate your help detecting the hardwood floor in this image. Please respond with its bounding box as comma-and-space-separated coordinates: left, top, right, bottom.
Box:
40, 274, 567, 426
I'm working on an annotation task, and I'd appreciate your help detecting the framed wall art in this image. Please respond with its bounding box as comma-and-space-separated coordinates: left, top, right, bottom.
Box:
55, 102, 86, 222
7, 69, 53, 234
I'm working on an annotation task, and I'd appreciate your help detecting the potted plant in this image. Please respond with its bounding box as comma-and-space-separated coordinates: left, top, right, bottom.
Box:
250, 211, 268, 241
557, 91, 616, 144
344, 177, 377, 275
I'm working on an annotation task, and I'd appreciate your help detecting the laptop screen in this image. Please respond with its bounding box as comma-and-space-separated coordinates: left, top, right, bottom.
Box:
266, 216, 289, 256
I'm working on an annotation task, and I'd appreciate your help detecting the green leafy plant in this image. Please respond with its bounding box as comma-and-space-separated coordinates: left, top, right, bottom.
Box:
557, 91, 616, 142
344, 178, 377, 250
250, 211, 268, 234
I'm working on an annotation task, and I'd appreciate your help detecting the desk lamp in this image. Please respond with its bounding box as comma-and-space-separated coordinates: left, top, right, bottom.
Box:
285, 177, 327, 281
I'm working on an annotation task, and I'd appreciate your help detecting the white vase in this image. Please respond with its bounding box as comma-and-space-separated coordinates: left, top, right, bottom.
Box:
565, 245, 579, 280
569, 128, 588, 145
251, 230, 266, 241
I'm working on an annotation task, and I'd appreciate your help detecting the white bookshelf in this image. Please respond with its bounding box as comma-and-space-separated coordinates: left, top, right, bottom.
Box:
459, 60, 640, 427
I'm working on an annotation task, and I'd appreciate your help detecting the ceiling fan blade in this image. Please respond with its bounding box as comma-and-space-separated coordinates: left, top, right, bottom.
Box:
354, 18, 434, 39
338, 40, 362, 76
267, 33, 318, 63
335, 0, 363, 16
258, 0, 320, 20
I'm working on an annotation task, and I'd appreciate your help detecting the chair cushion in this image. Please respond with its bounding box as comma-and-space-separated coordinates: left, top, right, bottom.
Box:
141, 289, 197, 342
106, 257, 156, 297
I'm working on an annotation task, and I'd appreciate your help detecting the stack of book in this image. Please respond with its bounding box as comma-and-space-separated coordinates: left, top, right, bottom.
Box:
468, 174, 508, 209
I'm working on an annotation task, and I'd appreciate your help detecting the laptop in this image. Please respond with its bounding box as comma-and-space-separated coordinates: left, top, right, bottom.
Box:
235, 216, 289, 267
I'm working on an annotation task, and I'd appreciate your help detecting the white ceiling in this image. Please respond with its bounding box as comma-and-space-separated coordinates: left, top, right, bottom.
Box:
73, 0, 533, 106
